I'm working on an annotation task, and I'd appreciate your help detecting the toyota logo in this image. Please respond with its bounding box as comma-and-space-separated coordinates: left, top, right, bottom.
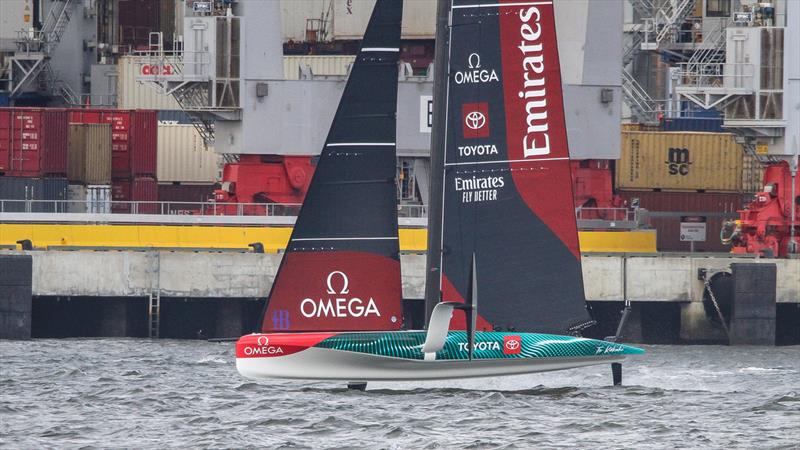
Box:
505, 339, 520, 351
465, 111, 486, 130
257, 336, 269, 346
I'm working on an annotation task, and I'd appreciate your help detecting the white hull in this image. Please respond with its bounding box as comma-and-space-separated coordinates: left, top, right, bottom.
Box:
237, 347, 626, 382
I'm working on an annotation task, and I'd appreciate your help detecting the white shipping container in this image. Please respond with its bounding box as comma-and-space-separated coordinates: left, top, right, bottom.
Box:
67, 184, 111, 213
281, 0, 330, 42
67, 185, 87, 213
87, 185, 112, 214
117, 56, 182, 110
158, 124, 220, 183
283, 55, 355, 80
332, 0, 435, 40
0, 0, 30, 50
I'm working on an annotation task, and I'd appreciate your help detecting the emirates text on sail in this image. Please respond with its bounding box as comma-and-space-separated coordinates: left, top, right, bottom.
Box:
517, 6, 551, 158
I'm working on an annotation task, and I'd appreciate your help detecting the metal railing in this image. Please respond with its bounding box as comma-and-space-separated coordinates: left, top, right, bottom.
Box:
575, 207, 643, 223
1, 200, 645, 231
676, 62, 755, 90
0, 199, 428, 219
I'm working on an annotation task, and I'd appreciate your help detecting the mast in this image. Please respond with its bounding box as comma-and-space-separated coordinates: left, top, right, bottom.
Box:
424, 0, 452, 323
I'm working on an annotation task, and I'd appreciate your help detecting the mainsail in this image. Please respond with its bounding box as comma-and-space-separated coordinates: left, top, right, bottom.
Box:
438, 0, 594, 333
260, 0, 404, 332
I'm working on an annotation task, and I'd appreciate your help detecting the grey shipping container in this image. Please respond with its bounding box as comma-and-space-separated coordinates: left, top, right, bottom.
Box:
0, 177, 69, 212
68, 123, 113, 185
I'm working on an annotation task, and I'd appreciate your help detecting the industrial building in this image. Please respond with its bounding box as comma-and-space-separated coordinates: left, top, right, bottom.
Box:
0, 0, 798, 343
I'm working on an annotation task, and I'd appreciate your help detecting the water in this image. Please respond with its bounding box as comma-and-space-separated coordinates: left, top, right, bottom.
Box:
1, 340, 799, 449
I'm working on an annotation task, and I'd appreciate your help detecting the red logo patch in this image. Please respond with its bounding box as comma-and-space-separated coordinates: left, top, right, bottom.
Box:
504, 335, 521, 355
462, 103, 490, 139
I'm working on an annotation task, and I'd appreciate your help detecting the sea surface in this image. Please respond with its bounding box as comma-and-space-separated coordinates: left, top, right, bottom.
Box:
1, 340, 798, 449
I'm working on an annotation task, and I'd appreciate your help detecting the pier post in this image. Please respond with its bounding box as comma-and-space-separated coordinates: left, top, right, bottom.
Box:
729, 263, 777, 345
0, 255, 33, 340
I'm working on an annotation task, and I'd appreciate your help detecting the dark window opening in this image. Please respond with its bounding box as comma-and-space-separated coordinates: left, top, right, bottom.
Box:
706, 0, 731, 17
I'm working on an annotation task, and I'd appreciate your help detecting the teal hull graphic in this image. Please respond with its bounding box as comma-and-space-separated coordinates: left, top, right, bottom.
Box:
315, 331, 644, 361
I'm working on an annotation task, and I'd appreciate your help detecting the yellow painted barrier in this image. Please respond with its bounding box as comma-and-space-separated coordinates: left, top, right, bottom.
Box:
0, 224, 655, 253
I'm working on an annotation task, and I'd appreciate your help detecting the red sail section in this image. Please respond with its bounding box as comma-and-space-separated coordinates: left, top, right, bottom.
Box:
499, 1, 581, 259
261, 252, 402, 332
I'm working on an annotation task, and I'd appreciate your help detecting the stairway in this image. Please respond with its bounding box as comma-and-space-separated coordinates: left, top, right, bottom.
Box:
638, 0, 697, 48
683, 19, 729, 85
622, 69, 661, 124
7, 0, 77, 103
173, 86, 216, 146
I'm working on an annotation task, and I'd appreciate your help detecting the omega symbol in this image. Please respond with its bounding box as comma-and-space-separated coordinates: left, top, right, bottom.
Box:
468, 53, 481, 69
326, 271, 350, 295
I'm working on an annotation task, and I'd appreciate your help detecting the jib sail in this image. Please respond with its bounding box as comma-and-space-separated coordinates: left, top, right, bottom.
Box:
438, 0, 594, 334
261, 0, 404, 332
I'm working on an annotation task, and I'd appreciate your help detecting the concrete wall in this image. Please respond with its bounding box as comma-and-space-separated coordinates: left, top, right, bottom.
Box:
19, 251, 800, 303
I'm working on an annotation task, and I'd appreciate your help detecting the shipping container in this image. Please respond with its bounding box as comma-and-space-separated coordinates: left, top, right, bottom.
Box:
0, 177, 68, 212
157, 124, 219, 183
0, 108, 69, 177
283, 55, 355, 80
116, 56, 182, 110
68, 124, 112, 185
112, 177, 157, 214
68, 109, 158, 178
618, 191, 747, 253
332, 0, 435, 40
67, 185, 85, 213
157, 110, 194, 124
662, 118, 724, 133
281, 0, 329, 42
618, 131, 763, 193
68, 184, 112, 213
158, 183, 215, 214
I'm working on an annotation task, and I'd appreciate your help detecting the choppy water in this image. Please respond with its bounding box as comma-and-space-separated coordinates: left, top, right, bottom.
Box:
1, 340, 799, 449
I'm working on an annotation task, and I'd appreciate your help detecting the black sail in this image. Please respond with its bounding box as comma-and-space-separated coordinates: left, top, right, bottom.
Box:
438, 0, 594, 334
261, 0, 404, 332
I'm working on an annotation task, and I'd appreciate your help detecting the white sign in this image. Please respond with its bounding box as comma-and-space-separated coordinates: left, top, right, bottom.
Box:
420, 95, 433, 133
680, 216, 707, 242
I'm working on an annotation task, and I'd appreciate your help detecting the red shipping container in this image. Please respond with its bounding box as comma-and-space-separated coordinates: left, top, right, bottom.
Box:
112, 177, 158, 214
618, 191, 748, 252
68, 109, 157, 178
0, 108, 68, 177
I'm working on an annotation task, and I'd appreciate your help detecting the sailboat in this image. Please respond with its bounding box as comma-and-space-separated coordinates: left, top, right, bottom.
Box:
236, 0, 643, 384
